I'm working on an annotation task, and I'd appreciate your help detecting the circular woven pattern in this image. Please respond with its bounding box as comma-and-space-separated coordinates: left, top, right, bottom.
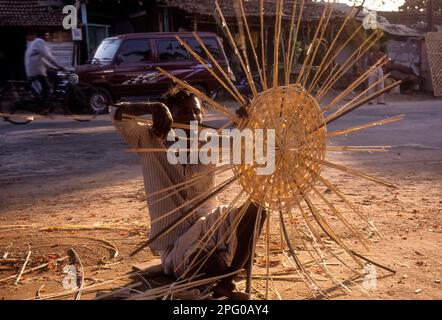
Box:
233, 85, 327, 212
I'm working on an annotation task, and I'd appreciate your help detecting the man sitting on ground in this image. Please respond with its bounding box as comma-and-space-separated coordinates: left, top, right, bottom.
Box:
111, 87, 265, 299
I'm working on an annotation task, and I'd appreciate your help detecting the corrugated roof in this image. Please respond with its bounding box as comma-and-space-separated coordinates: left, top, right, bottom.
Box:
157, 0, 350, 21
0, 0, 65, 27
357, 9, 424, 37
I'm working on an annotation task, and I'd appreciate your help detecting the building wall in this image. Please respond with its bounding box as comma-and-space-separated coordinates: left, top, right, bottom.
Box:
0, 27, 27, 84
0, 27, 73, 84
421, 40, 435, 93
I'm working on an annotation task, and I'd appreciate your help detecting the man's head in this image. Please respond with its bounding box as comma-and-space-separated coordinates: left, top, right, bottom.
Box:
35, 29, 49, 40
165, 86, 202, 125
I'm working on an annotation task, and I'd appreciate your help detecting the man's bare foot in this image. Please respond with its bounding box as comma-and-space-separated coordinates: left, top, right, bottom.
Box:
228, 292, 250, 300
212, 279, 236, 298
211, 278, 251, 300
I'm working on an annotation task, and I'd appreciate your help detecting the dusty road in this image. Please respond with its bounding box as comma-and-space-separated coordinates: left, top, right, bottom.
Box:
0, 94, 441, 300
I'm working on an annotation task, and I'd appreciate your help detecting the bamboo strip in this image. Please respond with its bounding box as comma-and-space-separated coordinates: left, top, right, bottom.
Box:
325, 80, 401, 125
192, 32, 247, 106
260, 0, 268, 89
234, 0, 258, 96
238, 0, 266, 91
302, 0, 337, 88
175, 35, 245, 107
156, 67, 239, 123
307, 5, 357, 92
327, 115, 405, 138
285, 0, 299, 85
174, 190, 245, 278
129, 176, 237, 257
215, 0, 257, 97
272, 0, 284, 88
287, 0, 306, 85
321, 57, 388, 112
296, 0, 332, 85
318, 158, 396, 188
316, 31, 383, 100
15, 251, 31, 285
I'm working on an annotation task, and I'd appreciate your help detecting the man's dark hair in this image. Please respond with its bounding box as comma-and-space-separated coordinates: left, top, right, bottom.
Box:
36, 29, 47, 39
164, 86, 192, 110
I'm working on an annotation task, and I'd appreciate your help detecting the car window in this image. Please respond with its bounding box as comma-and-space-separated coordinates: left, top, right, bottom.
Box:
119, 39, 152, 63
92, 39, 122, 64
187, 38, 224, 61
155, 39, 189, 61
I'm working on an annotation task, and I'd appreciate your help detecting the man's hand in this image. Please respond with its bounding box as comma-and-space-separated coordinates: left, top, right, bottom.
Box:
152, 103, 173, 139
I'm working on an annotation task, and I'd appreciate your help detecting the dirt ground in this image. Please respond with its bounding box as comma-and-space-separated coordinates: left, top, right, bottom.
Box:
0, 94, 441, 300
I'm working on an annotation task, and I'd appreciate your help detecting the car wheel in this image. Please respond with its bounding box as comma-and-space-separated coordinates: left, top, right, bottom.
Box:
89, 87, 111, 114
209, 89, 219, 100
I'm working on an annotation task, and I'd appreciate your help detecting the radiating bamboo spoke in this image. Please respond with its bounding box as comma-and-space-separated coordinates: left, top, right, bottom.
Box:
312, 24, 375, 97
318, 158, 396, 188
272, 0, 284, 88
326, 146, 391, 152
325, 80, 402, 125
279, 209, 324, 295
294, 224, 352, 294
285, 0, 299, 85
316, 31, 383, 100
260, 0, 268, 89
296, 1, 331, 85
294, 196, 364, 276
130, 176, 237, 257
246, 205, 263, 296
156, 67, 239, 123
150, 175, 236, 225
235, 0, 266, 92
143, 165, 232, 201
175, 35, 246, 107
321, 57, 388, 113
264, 210, 270, 299
215, 0, 257, 97
307, 5, 357, 92
301, 0, 337, 89
287, 0, 305, 85
147, 166, 234, 208
183, 198, 253, 281
289, 170, 366, 269
327, 115, 405, 138
326, 70, 392, 117
303, 194, 364, 268
309, 184, 368, 249
315, 174, 383, 238
177, 191, 245, 279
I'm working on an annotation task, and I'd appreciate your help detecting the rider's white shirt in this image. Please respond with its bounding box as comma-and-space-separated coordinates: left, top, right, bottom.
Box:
24, 38, 56, 78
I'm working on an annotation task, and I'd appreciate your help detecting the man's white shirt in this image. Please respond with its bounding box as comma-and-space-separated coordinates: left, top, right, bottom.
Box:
25, 38, 56, 77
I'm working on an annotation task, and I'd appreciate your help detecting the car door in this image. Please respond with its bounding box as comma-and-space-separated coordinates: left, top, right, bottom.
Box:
112, 38, 159, 98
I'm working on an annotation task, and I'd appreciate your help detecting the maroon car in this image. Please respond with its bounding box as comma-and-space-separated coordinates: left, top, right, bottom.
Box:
74, 32, 233, 113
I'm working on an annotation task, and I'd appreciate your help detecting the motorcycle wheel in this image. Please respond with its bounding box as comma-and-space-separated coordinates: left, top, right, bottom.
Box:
0, 83, 35, 125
